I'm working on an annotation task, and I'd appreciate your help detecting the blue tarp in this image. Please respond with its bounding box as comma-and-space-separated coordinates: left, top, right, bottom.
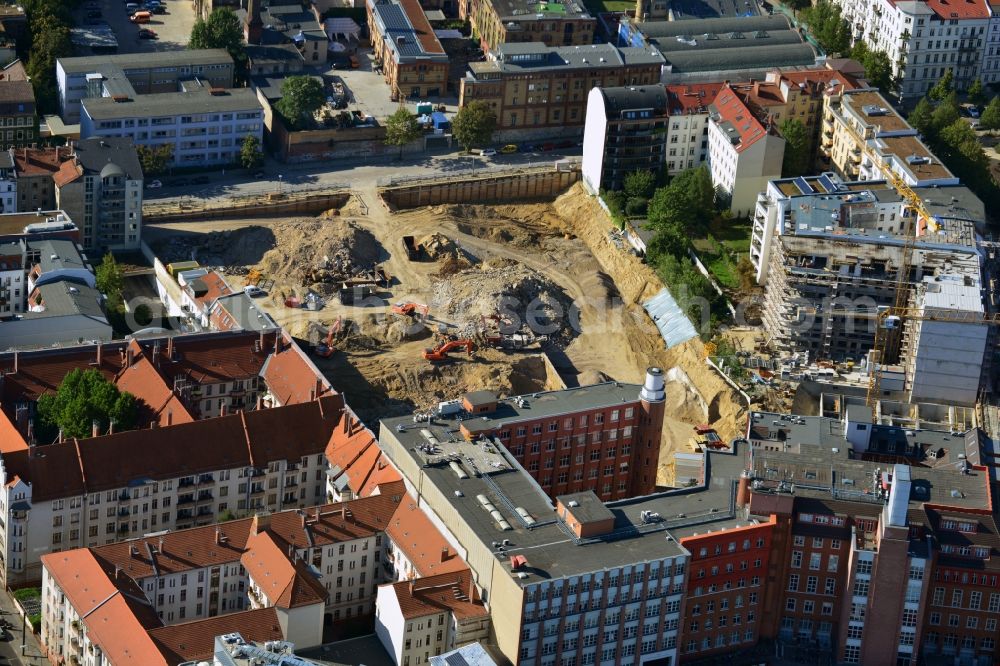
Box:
643, 287, 699, 349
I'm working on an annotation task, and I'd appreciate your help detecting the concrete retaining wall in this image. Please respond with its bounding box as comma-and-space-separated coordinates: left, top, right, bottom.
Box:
144, 192, 351, 223
379, 169, 579, 209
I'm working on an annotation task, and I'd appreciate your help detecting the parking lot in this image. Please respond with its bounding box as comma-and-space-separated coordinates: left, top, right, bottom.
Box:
78, 0, 196, 54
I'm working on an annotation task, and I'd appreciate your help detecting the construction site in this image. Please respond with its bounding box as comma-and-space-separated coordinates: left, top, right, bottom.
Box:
147, 181, 747, 487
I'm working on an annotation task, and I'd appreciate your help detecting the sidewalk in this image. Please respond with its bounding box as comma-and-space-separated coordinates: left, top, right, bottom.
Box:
0, 587, 46, 666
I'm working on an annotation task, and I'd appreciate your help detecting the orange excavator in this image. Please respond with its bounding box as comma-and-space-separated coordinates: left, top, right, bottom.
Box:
391, 302, 429, 318
422, 339, 474, 362
316, 316, 342, 358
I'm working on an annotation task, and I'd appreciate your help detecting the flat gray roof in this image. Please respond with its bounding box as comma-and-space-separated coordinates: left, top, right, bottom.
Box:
661, 43, 817, 73
490, 0, 591, 20
30, 281, 105, 319
34, 239, 86, 273
213, 293, 278, 332
59, 50, 233, 75
747, 411, 991, 512
477, 42, 663, 74
82, 87, 262, 120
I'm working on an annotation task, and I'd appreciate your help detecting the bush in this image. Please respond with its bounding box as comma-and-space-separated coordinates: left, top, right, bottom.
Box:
625, 197, 648, 217
13, 587, 40, 602
133, 304, 152, 326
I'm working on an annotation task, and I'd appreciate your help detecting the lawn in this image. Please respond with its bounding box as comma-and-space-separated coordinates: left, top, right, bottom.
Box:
583, 0, 635, 12
708, 216, 753, 253
690, 217, 753, 291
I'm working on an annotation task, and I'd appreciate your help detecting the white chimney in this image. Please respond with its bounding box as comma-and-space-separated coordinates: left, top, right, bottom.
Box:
639, 367, 665, 402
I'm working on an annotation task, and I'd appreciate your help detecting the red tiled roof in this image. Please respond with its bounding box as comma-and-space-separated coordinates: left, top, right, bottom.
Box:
386, 497, 469, 577
926, 0, 989, 20
3, 395, 343, 501
665, 83, 724, 116
711, 85, 770, 154
12, 146, 71, 176
188, 270, 234, 308
242, 530, 327, 608
0, 60, 28, 82
148, 608, 283, 664
0, 408, 26, 453
53, 159, 82, 188
114, 354, 195, 427
261, 332, 334, 406
266, 493, 404, 551
325, 411, 400, 497
389, 569, 487, 620
41, 549, 167, 666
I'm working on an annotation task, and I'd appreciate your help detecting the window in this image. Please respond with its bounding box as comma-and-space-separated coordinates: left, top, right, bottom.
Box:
843, 645, 861, 663
809, 553, 821, 570
791, 551, 802, 568
827, 555, 839, 572
788, 575, 799, 592
806, 577, 818, 594
853, 580, 869, 597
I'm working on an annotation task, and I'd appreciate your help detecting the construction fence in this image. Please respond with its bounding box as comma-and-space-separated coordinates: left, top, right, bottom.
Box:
378, 164, 580, 210
143, 187, 351, 222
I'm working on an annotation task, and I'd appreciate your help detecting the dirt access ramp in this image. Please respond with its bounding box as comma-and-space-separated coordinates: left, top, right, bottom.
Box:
548, 184, 748, 446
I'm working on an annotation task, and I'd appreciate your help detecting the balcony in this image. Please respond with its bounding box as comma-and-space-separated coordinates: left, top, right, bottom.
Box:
249, 485, 265, 496
177, 494, 195, 506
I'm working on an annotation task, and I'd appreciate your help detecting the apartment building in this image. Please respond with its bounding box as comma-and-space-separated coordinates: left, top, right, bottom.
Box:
822, 88, 956, 187
749, 174, 987, 395
0, 151, 15, 214
80, 84, 264, 168
53, 137, 144, 252
459, 0, 596, 52
460, 43, 664, 136
56, 50, 236, 124
39, 493, 407, 665
706, 84, 785, 215
582, 86, 670, 192
12, 146, 72, 212
238, 0, 329, 65
389, 371, 666, 503
0, 60, 37, 148
744, 407, 998, 666
368, 0, 450, 99
833, 0, 990, 99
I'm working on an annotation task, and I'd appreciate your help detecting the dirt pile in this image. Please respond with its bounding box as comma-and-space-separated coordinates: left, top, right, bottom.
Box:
153, 226, 275, 266
431, 262, 576, 343
257, 219, 382, 294
419, 233, 460, 261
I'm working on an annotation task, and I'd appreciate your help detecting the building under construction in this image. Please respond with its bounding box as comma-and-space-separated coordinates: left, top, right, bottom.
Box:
751, 173, 989, 406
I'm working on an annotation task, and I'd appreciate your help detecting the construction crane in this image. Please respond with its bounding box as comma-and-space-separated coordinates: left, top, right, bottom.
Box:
863, 307, 1000, 419
422, 339, 474, 362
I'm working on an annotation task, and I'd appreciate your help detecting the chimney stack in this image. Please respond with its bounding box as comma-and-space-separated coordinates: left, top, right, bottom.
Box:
12, 350, 17, 374
126, 345, 134, 367
215, 527, 222, 545
159, 537, 165, 554
256, 395, 263, 410
167, 410, 173, 426
273, 332, 281, 354
92, 419, 100, 438
440, 547, 449, 563
96, 341, 102, 366
109, 419, 115, 435
220, 403, 227, 417
167, 336, 174, 361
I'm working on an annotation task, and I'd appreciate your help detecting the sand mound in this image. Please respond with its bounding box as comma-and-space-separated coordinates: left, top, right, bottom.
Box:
431, 263, 576, 343
153, 226, 276, 266
257, 219, 382, 287
419, 233, 460, 261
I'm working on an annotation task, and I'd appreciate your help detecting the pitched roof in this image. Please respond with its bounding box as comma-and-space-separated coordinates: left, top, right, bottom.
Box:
266, 492, 403, 551
388, 569, 487, 620
260, 332, 334, 406
710, 84, 770, 153
11, 146, 71, 177
114, 354, 196, 427
241, 530, 327, 608
52, 159, 82, 188
665, 82, 724, 115
148, 607, 283, 664
41, 549, 167, 666
325, 410, 401, 497
386, 497, 469, 577
2, 395, 343, 501
925, 0, 989, 19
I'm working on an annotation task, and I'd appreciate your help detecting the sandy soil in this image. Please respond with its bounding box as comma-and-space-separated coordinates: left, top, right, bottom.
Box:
145, 183, 748, 486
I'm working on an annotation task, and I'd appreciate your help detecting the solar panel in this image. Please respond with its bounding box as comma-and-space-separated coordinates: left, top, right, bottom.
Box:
445, 655, 470, 666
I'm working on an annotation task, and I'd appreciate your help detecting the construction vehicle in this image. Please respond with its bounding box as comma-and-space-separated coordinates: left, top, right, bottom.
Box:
423, 339, 474, 362
391, 302, 429, 318
316, 316, 343, 358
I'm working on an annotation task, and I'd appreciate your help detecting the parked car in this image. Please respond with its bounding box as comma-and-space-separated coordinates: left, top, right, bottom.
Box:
125, 2, 139, 11
474, 147, 497, 157
191, 175, 210, 185
501, 144, 518, 154
244, 285, 266, 298
130, 11, 152, 23
137, 27, 157, 38
146, 179, 162, 189
150, 4, 167, 12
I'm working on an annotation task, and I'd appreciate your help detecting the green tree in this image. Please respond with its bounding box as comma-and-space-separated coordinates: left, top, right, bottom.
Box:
189, 8, 245, 64
275, 76, 325, 130
25, 10, 72, 114
452, 101, 497, 152
136, 144, 173, 176
967, 78, 986, 106
931, 91, 960, 132
908, 96, 934, 135
623, 170, 656, 199
240, 134, 264, 169
384, 106, 422, 158
95, 253, 124, 300
928, 69, 954, 101
981, 96, 1000, 130
648, 165, 716, 235
779, 118, 810, 177
36, 369, 138, 442
803, 1, 851, 54
852, 43, 897, 95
